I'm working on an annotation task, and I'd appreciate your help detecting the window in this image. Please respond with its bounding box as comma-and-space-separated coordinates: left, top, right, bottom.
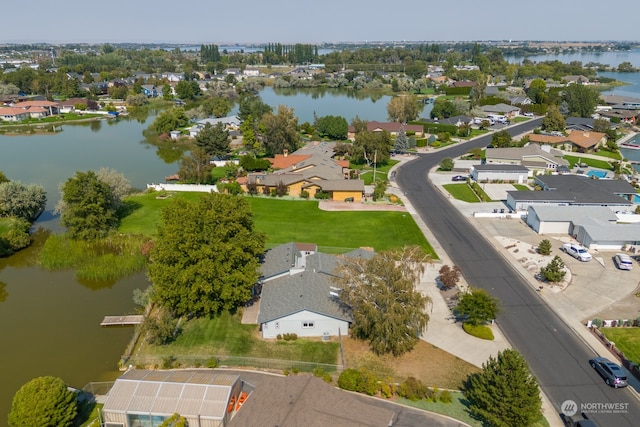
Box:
275, 321, 280, 329
302, 321, 315, 328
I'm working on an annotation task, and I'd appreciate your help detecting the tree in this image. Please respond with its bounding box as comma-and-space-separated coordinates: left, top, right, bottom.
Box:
537, 239, 552, 256
95, 167, 131, 210
177, 147, 214, 184
527, 78, 547, 104
541, 105, 566, 131
394, 128, 408, 153
58, 170, 118, 240
148, 193, 266, 317
438, 265, 461, 290
439, 157, 454, 171
260, 105, 300, 156
430, 98, 459, 120
455, 288, 500, 325
159, 413, 188, 427
0, 181, 46, 222
540, 255, 566, 283
562, 83, 600, 117
463, 349, 542, 427
174, 80, 200, 100
351, 115, 368, 134
152, 108, 190, 134
372, 180, 387, 201
387, 94, 423, 123
332, 246, 432, 356
202, 96, 231, 118
238, 93, 272, 123
315, 114, 348, 140
491, 130, 513, 148
194, 122, 229, 157
352, 131, 391, 166
9, 376, 78, 427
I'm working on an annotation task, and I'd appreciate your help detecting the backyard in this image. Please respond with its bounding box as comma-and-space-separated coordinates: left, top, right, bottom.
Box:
119, 192, 434, 255
600, 328, 640, 365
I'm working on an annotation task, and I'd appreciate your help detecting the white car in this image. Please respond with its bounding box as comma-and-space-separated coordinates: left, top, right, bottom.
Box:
614, 253, 634, 270
561, 243, 592, 262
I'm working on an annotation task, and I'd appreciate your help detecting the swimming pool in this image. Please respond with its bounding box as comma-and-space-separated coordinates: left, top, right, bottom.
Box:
587, 170, 608, 179
634, 194, 640, 204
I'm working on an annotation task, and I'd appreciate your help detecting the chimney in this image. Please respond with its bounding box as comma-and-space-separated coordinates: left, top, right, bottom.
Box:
283, 149, 288, 157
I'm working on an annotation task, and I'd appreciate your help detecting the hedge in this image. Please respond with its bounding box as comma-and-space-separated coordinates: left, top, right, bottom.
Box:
462, 323, 495, 340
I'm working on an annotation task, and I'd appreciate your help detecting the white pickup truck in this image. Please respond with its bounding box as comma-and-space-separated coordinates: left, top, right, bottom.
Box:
561, 243, 592, 262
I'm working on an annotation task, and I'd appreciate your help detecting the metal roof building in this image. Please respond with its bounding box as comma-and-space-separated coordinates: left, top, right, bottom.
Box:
102, 369, 242, 427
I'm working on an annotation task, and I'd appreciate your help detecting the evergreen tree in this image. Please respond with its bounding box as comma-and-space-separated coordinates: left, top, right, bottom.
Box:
9, 376, 78, 427
194, 122, 229, 157
463, 349, 542, 427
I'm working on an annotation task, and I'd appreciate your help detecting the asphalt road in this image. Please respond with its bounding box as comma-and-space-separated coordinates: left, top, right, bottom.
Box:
396, 119, 640, 426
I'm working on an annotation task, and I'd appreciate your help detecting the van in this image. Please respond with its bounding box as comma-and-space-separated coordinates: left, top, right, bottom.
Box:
614, 253, 634, 270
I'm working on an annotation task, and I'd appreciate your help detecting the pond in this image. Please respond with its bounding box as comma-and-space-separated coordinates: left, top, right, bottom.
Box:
0, 87, 417, 419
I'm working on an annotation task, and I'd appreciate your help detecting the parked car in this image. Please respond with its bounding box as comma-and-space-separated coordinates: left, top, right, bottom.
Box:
561, 243, 592, 262
523, 112, 535, 117
614, 253, 634, 270
589, 357, 628, 388
563, 413, 598, 427
451, 175, 467, 182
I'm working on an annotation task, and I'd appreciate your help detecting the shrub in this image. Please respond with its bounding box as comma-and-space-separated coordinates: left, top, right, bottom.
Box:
439, 389, 453, 403
206, 358, 218, 368
398, 377, 428, 401
539, 255, 566, 283
592, 318, 603, 327
300, 190, 309, 199
537, 239, 552, 256
282, 333, 298, 341
276, 334, 282, 340
291, 367, 299, 375
438, 264, 461, 289
322, 373, 332, 383
380, 382, 393, 398
313, 366, 326, 378
161, 355, 178, 369
357, 369, 380, 396
337, 368, 361, 391
462, 322, 495, 340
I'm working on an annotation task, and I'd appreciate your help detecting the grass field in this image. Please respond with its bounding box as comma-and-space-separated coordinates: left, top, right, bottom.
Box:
443, 183, 480, 202
351, 160, 399, 185
513, 184, 530, 191
119, 192, 434, 255
564, 155, 614, 170
594, 149, 622, 160
138, 311, 339, 365
600, 328, 640, 364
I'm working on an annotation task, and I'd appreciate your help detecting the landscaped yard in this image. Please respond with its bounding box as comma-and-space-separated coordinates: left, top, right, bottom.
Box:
600, 328, 640, 365
564, 155, 614, 170
443, 183, 481, 202
513, 184, 530, 191
136, 311, 339, 366
119, 192, 434, 255
351, 159, 399, 184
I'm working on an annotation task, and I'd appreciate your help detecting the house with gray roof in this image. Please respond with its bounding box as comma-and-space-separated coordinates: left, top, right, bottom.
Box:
506, 175, 634, 211
470, 164, 529, 183
526, 205, 618, 234
572, 217, 640, 250
481, 103, 521, 117
256, 243, 374, 338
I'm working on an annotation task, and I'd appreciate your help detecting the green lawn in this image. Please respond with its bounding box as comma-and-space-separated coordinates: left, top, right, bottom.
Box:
351, 160, 399, 184
119, 192, 434, 255
399, 392, 550, 427
513, 184, 530, 191
564, 155, 614, 170
138, 311, 339, 365
594, 149, 622, 160
600, 328, 640, 365
443, 183, 481, 203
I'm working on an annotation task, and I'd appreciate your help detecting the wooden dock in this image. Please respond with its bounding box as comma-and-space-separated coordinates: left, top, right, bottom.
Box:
100, 315, 144, 326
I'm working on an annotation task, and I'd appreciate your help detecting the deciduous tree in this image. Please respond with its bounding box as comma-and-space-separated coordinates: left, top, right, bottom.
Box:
352, 131, 391, 166
315, 114, 348, 140
455, 288, 499, 325
148, 193, 265, 317
541, 105, 566, 131
463, 349, 542, 427
177, 147, 214, 184
562, 83, 600, 117
58, 171, 118, 240
387, 94, 423, 123
9, 376, 78, 427
491, 129, 513, 148
0, 181, 46, 222
260, 105, 300, 156
332, 246, 432, 356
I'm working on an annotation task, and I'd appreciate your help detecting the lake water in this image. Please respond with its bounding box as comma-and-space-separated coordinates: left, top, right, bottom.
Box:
0, 89, 409, 420
506, 48, 640, 68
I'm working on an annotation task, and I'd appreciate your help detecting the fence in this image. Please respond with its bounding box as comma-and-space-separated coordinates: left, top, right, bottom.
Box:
121, 354, 343, 375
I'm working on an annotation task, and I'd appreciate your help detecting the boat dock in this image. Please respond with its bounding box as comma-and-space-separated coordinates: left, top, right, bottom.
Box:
100, 315, 144, 326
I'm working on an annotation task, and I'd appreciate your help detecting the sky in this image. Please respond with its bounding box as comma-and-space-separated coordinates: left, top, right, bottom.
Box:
2, 1, 639, 45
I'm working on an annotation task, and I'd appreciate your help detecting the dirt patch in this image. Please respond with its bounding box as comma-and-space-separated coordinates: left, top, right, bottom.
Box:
341, 336, 479, 390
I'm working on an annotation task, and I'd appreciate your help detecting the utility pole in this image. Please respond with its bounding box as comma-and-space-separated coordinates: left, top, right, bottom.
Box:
373, 149, 377, 183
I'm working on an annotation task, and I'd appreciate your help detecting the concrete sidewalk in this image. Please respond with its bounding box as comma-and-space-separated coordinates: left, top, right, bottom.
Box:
387, 156, 565, 427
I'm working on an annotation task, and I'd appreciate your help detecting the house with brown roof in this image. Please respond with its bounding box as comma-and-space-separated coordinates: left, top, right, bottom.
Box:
347, 121, 423, 140
13, 100, 59, 116
0, 107, 30, 122
527, 130, 606, 152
